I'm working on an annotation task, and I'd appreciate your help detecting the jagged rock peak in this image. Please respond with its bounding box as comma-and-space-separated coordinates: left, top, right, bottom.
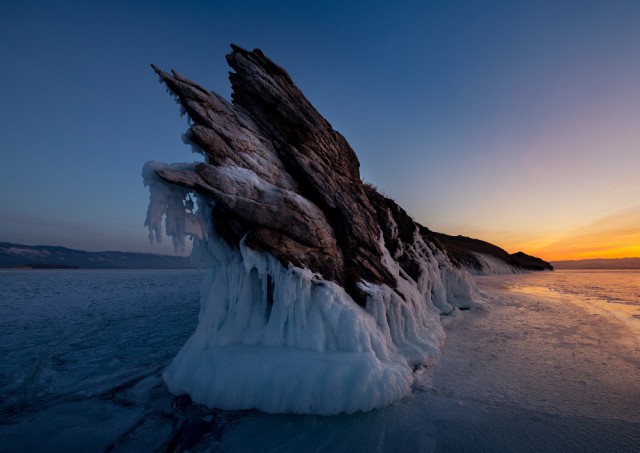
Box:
145, 45, 489, 415
151, 45, 409, 304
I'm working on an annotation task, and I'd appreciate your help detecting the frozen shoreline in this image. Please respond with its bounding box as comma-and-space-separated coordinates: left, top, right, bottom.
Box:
1, 270, 638, 451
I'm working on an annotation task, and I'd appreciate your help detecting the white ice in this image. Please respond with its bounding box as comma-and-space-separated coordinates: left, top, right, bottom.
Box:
163, 232, 414, 415
155, 182, 487, 414
467, 252, 526, 275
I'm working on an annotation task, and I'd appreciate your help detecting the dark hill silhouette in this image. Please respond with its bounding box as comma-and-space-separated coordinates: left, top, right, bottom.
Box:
0, 242, 196, 269
431, 232, 553, 272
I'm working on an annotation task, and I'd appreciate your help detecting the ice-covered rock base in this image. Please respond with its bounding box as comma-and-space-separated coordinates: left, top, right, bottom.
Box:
154, 203, 485, 415
144, 46, 489, 415
163, 234, 414, 415
468, 253, 527, 275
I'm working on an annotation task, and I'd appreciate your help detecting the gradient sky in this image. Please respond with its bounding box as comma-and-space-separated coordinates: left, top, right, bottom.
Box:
1, 0, 639, 260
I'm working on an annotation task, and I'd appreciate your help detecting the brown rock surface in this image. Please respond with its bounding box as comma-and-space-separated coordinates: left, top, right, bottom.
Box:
150, 45, 551, 304
151, 46, 402, 303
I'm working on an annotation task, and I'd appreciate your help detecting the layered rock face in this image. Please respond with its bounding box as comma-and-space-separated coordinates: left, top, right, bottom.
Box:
150, 46, 401, 304
144, 46, 490, 415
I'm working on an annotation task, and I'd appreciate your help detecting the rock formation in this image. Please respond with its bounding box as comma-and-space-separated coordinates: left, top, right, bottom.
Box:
142, 45, 547, 415
433, 233, 553, 274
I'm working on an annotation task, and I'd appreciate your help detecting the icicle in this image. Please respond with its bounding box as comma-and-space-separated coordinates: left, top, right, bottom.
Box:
142, 161, 205, 252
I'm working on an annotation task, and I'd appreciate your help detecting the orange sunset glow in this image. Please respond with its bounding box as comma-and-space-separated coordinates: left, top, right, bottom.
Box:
464, 207, 640, 261
408, 105, 640, 262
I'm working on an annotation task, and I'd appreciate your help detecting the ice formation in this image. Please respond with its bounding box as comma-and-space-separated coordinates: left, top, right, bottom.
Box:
164, 226, 413, 414
144, 45, 489, 415
161, 207, 483, 415
467, 253, 526, 275
142, 161, 205, 252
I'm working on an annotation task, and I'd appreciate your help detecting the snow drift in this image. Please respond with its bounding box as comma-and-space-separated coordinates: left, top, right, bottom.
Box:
143, 45, 487, 415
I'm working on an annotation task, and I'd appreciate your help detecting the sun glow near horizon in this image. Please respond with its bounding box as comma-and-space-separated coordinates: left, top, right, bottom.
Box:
415, 96, 640, 264
473, 206, 640, 262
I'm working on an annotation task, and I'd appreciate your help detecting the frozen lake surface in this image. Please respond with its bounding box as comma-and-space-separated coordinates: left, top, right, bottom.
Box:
1, 269, 638, 451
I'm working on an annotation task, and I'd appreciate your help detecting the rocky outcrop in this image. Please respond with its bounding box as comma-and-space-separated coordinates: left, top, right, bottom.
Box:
143, 45, 547, 415
150, 46, 434, 305
432, 233, 553, 274
510, 251, 554, 271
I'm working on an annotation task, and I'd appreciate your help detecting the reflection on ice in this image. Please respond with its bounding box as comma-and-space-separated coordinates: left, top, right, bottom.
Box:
506, 270, 640, 351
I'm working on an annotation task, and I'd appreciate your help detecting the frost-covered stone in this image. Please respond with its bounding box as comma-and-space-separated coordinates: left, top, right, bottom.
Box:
145, 45, 496, 415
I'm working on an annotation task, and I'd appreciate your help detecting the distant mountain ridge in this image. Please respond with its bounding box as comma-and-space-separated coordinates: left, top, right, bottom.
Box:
0, 242, 197, 269
551, 258, 640, 270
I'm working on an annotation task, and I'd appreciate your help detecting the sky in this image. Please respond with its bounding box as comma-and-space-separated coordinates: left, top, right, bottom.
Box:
1, 0, 639, 261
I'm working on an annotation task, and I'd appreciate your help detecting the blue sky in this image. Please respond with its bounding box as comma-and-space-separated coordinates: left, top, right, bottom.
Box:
1, 1, 639, 259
